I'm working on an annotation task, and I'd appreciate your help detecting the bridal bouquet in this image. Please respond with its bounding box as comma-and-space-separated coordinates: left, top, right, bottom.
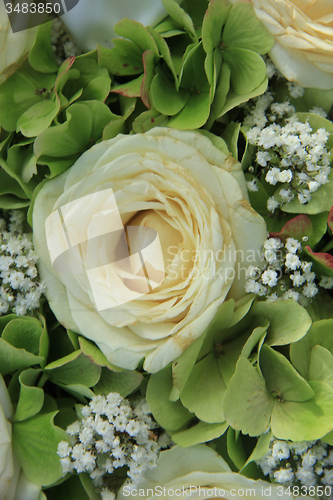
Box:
1, 0, 333, 499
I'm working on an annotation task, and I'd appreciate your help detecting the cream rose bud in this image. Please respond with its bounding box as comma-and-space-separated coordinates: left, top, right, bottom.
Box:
0, 2, 37, 85
250, 0, 333, 90
117, 445, 293, 500
0, 375, 41, 500
33, 128, 267, 373
61, 0, 169, 52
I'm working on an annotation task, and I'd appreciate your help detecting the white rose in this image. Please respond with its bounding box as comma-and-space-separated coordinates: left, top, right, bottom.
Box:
0, 375, 42, 500
32, 128, 266, 373
117, 445, 293, 500
0, 2, 37, 85
250, 0, 333, 89
61, 0, 169, 51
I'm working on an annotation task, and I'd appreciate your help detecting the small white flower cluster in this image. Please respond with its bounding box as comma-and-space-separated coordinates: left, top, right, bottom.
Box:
256, 437, 333, 492
245, 236, 332, 304
246, 114, 331, 212
287, 82, 305, 99
0, 210, 45, 316
51, 18, 82, 65
57, 393, 160, 498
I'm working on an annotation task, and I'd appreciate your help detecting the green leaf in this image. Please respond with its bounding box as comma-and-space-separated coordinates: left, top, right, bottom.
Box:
93, 367, 143, 398
168, 91, 211, 129
80, 76, 111, 102
227, 427, 247, 470
0, 167, 28, 200
141, 50, 156, 108
3, 141, 38, 199
222, 122, 241, 160
63, 55, 111, 103
14, 369, 44, 422
132, 109, 169, 134
179, 42, 210, 93
260, 345, 314, 402
222, 3, 274, 54
0, 195, 30, 209
21, 151, 37, 183
240, 322, 269, 361
305, 289, 333, 322
215, 332, 251, 387
223, 357, 273, 437
45, 350, 101, 387
47, 475, 90, 500
103, 95, 136, 140
0, 62, 55, 132
309, 346, 333, 387
218, 76, 268, 118
224, 48, 267, 95
197, 299, 236, 361
310, 212, 330, 245
251, 300, 312, 346
12, 412, 68, 486
206, 61, 230, 128
204, 49, 223, 98
161, 0, 197, 40
150, 69, 189, 116
80, 101, 117, 144
181, 0, 211, 35
154, 20, 185, 38
290, 319, 333, 379
269, 214, 315, 249
79, 337, 123, 372
242, 431, 272, 470
98, 41, 143, 76
146, 26, 177, 80
67, 330, 80, 351
112, 75, 144, 98
328, 207, 333, 233
180, 353, 226, 423
54, 57, 79, 100
172, 331, 208, 395
172, 420, 228, 447
34, 103, 93, 177
80, 474, 101, 500
28, 21, 59, 73
57, 384, 95, 402
114, 18, 159, 57
304, 246, 333, 278
17, 97, 60, 138
271, 381, 333, 441
2, 317, 43, 355
147, 366, 194, 431
202, 0, 230, 53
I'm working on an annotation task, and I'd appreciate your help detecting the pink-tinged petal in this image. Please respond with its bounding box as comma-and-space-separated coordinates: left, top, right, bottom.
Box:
270, 215, 313, 244
304, 246, 333, 277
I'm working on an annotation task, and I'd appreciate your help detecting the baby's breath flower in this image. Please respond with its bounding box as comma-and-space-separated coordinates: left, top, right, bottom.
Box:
246, 179, 259, 192
0, 210, 44, 316
319, 276, 333, 289
57, 393, 161, 497
309, 107, 327, 118
287, 82, 305, 99
257, 437, 333, 495
245, 104, 331, 213
267, 196, 280, 213
244, 236, 325, 305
